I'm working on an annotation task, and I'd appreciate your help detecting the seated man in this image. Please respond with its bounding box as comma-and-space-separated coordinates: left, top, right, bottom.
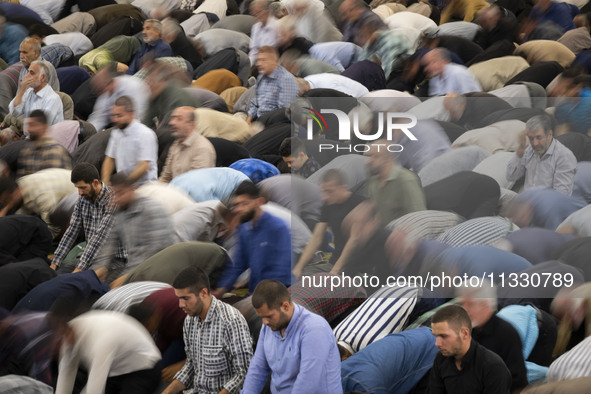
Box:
247, 46, 299, 122
241, 280, 342, 393
506, 114, 577, 196
126, 19, 173, 75
17, 37, 59, 91
214, 182, 291, 296
279, 137, 320, 178
162, 267, 253, 394
459, 284, 528, 391
8, 60, 63, 130
428, 305, 512, 393
16, 110, 72, 177
159, 106, 216, 183
422, 48, 482, 96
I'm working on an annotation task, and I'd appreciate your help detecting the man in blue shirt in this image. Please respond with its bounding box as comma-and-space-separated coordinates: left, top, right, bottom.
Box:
241, 280, 342, 394
214, 181, 291, 296
126, 19, 173, 75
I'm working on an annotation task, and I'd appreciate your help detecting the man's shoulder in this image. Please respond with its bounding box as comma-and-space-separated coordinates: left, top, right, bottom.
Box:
473, 339, 509, 368
295, 304, 332, 333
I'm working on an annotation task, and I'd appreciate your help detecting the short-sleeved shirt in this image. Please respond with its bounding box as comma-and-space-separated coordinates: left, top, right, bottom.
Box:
104, 120, 158, 184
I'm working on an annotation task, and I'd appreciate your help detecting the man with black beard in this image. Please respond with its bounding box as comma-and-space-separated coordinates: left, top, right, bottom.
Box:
50, 162, 122, 274
214, 181, 291, 296
16, 109, 72, 177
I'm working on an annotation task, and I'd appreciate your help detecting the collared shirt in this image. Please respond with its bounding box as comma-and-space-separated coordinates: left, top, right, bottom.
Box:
41, 43, 74, 68
159, 132, 216, 183
180, 0, 199, 10
547, 335, 591, 382
88, 76, 149, 131
248, 65, 299, 119
171, 201, 224, 243
16, 136, 72, 178
16, 168, 77, 238
304, 73, 369, 97
126, 39, 173, 75
44, 32, 94, 57
9, 84, 64, 127
429, 63, 482, 96
249, 18, 280, 64
506, 138, 577, 196
437, 216, 518, 248
170, 167, 250, 203
368, 164, 426, 226
217, 211, 292, 293
52, 184, 125, 270
427, 339, 511, 394
105, 120, 158, 184
97, 195, 175, 271
175, 297, 253, 394
241, 304, 342, 394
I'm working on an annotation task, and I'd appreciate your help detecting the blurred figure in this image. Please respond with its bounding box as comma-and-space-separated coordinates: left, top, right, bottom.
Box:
249, 0, 280, 64
422, 48, 482, 96
51, 302, 161, 394
340, 0, 386, 47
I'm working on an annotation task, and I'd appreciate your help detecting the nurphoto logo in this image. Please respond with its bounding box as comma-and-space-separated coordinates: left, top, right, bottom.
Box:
303, 108, 419, 153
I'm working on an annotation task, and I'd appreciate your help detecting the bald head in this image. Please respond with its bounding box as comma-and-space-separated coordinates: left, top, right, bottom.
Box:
169, 106, 196, 141
19, 37, 41, 68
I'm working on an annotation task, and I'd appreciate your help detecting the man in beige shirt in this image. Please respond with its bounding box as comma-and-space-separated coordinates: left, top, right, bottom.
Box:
159, 106, 216, 183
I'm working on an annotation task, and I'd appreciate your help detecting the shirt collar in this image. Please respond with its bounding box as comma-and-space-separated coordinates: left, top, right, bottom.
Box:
272, 303, 302, 340
94, 183, 111, 206
34, 84, 52, 98
459, 339, 477, 370
202, 296, 218, 324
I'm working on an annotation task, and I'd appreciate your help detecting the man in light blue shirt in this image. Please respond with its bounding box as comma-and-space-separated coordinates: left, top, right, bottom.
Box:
241, 280, 342, 394
423, 48, 482, 96
506, 114, 577, 196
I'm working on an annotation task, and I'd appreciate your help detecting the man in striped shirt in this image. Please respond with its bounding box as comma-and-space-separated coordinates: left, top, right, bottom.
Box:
163, 267, 252, 394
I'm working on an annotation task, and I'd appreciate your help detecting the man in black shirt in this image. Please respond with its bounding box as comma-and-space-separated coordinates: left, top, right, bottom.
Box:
279, 137, 320, 178
459, 286, 528, 391
291, 169, 364, 279
428, 305, 512, 394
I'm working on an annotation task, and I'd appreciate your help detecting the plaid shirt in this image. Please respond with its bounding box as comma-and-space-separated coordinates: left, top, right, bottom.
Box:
180, 0, 199, 10
16, 136, 72, 178
175, 297, 253, 394
52, 184, 124, 270
248, 65, 299, 118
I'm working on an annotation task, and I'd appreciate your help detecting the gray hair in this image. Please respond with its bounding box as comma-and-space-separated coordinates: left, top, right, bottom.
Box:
30, 60, 49, 78
526, 114, 553, 135
161, 17, 182, 38
457, 279, 498, 311
144, 19, 162, 32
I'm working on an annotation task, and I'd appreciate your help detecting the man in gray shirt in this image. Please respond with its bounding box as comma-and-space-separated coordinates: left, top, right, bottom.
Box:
94, 172, 175, 282
506, 114, 577, 196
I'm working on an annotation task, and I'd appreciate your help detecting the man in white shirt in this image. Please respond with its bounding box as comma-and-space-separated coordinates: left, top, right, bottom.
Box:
249, 0, 280, 64
8, 60, 63, 134
101, 96, 158, 185
87, 63, 149, 131
297, 73, 370, 97
52, 306, 161, 394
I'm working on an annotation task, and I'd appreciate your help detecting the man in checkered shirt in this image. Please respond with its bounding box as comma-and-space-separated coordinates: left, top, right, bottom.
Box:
163, 267, 253, 394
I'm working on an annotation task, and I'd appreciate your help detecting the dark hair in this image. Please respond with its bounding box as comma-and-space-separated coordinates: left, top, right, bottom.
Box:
233, 181, 259, 199
110, 171, 133, 188
321, 169, 346, 186
114, 96, 135, 113
279, 137, 305, 157
0, 176, 18, 195
431, 304, 472, 333
173, 266, 211, 294
252, 279, 291, 310
28, 109, 48, 125
128, 303, 155, 327
71, 162, 100, 184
